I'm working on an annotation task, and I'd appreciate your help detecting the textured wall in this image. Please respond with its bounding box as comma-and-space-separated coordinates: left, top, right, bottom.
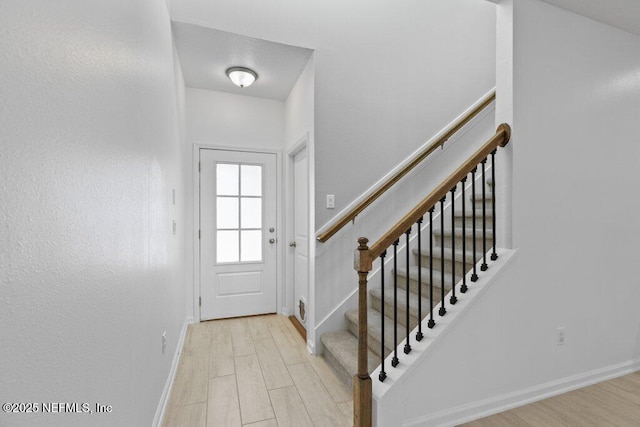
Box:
0, 1, 187, 425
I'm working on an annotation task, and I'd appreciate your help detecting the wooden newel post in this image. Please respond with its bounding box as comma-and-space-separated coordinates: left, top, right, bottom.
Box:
354, 237, 373, 427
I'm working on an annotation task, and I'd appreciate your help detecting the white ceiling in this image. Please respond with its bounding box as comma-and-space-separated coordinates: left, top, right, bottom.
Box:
538, 0, 640, 36
172, 21, 313, 101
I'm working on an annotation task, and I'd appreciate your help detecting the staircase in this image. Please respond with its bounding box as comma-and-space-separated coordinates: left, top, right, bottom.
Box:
314, 109, 510, 425
321, 187, 494, 387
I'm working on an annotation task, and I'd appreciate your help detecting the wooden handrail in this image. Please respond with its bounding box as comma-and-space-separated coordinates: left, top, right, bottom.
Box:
368, 123, 511, 260
316, 90, 496, 243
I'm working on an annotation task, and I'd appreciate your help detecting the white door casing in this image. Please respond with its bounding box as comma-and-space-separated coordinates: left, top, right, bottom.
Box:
292, 146, 309, 327
200, 149, 277, 320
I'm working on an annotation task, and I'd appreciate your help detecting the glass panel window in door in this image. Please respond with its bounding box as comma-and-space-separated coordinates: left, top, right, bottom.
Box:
217, 197, 239, 229
241, 165, 262, 196
217, 163, 239, 196
215, 162, 264, 264
217, 230, 239, 263
240, 198, 262, 229
241, 230, 262, 262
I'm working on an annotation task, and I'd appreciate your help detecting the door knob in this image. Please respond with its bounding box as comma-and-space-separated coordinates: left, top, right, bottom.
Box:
289, 242, 297, 248
269, 238, 276, 244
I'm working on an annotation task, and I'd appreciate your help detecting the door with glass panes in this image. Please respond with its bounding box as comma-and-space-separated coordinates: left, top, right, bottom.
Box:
200, 149, 277, 320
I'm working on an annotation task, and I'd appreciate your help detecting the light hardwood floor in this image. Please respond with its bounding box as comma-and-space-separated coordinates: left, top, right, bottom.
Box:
461, 371, 640, 426
162, 314, 352, 427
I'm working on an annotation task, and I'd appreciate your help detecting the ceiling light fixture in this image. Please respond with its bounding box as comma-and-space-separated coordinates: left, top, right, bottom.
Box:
226, 67, 258, 88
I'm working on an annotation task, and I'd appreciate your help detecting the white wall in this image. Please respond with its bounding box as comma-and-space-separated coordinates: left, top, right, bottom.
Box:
284, 57, 314, 152
184, 87, 285, 320
375, 1, 640, 425
186, 88, 285, 150
0, 1, 187, 426
170, 0, 497, 228
494, 0, 514, 250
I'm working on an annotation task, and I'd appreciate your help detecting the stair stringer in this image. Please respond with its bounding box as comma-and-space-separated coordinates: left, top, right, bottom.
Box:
372, 248, 518, 427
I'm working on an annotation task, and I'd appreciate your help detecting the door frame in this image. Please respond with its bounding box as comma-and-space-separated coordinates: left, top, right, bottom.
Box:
193, 144, 283, 322
285, 133, 315, 352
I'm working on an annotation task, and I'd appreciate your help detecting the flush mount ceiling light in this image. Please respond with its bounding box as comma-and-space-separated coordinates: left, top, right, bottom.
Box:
226, 67, 258, 88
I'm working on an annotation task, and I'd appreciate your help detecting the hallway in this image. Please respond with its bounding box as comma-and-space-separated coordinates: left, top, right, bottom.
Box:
163, 315, 352, 426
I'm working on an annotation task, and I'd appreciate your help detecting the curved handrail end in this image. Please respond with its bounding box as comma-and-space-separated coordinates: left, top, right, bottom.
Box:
498, 123, 512, 147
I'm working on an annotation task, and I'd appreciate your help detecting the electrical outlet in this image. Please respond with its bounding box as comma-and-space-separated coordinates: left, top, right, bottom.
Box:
326, 194, 335, 209
557, 327, 565, 346
162, 331, 167, 354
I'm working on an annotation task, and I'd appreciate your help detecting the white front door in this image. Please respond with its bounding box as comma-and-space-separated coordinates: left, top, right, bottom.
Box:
292, 147, 308, 326
200, 149, 277, 320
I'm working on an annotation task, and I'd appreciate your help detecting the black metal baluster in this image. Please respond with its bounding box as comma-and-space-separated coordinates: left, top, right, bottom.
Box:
471, 167, 479, 282
450, 186, 457, 305
481, 158, 488, 271
461, 176, 468, 293
392, 239, 399, 367
416, 217, 424, 341
428, 208, 435, 328
439, 197, 446, 316
490, 150, 498, 261
404, 228, 412, 354
379, 250, 387, 382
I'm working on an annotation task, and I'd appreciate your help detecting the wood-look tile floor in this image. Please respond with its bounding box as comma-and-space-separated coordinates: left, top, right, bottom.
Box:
461, 371, 640, 426
163, 314, 352, 427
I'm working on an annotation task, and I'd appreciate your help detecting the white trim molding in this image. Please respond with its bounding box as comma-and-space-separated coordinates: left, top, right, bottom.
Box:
281, 132, 309, 316
153, 317, 192, 427
405, 357, 640, 426
285, 134, 310, 320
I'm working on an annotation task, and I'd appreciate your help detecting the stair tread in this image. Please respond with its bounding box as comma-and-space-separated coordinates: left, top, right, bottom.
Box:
433, 227, 494, 238
370, 286, 430, 318
396, 266, 455, 289
453, 210, 493, 218
412, 246, 478, 263
470, 193, 493, 201
320, 330, 378, 376
345, 308, 395, 355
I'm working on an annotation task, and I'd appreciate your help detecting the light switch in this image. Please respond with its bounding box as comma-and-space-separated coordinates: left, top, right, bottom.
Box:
326, 194, 335, 209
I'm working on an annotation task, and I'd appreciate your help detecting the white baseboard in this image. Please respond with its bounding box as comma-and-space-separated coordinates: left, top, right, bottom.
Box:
306, 339, 316, 355
153, 317, 192, 427
405, 357, 640, 427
